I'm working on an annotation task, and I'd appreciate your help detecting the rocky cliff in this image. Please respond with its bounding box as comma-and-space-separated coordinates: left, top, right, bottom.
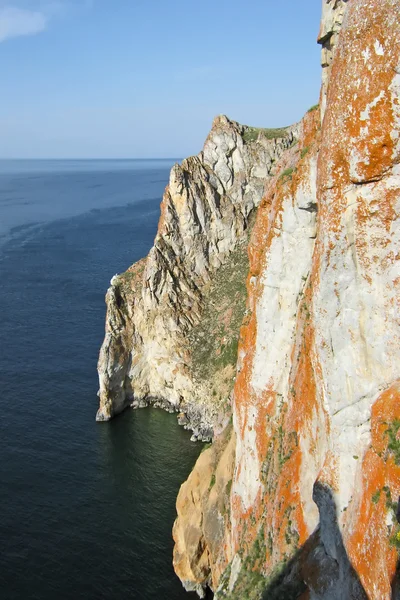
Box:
98, 0, 400, 597
172, 1, 400, 599
97, 116, 298, 438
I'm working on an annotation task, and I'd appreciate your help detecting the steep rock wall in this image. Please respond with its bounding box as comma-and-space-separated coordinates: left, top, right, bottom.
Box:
97, 117, 298, 436
310, 1, 400, 596
173, 1, 400, 598
174, 102, 322, 600
318, 0, 349, 117
173, 424, 236, 597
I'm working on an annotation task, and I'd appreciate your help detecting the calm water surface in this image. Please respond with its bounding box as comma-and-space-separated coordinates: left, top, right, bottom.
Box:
0, 159, 202, 599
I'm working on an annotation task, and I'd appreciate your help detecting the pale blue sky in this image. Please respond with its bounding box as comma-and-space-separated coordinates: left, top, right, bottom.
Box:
0, 0, 323, 158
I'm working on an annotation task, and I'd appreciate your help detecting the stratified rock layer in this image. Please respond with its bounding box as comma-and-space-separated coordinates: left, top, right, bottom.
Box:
173, 1, 400, 598
97, 116, 298, 436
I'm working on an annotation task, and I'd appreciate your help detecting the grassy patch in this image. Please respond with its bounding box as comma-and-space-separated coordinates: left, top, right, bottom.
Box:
188, 233, 251, 397
386, 419, 400, 465
307, 104, 319, 113
372, 489, 381, 505
220, 552, 266, 600
113, 259, 146, 296
390, 530, 400, 550
382, 486, 398, 513
279, 167, 295, 183
218, 536, 304, 600
243, 126, 289, 143
300, 146, 310, 159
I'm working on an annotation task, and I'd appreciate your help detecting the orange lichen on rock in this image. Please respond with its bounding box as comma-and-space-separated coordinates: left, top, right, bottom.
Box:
346, 382, 400, 600
231, 111, 321, 565
170, 2, 400, 598
318, 0, 400, 189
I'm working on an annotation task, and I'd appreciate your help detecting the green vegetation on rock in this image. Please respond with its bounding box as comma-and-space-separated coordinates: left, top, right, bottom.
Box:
372, 489, 381, 505
113, 260, 146, 296
279, 167, 295, 183
300, 146, 310, 159
216, 531, 305, 600
187, 224, 253, 404
243, 126, 289, 143
385, 419, 400, 465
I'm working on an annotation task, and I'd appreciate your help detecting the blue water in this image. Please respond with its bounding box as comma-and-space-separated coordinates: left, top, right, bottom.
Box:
0, 160, 202, 599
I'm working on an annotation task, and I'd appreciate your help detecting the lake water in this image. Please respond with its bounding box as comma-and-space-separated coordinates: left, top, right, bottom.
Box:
0, 159, 202, 599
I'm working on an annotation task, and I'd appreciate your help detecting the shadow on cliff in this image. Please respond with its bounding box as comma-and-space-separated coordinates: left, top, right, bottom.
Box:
391, 557, 400, 600
260, 482, 368, 600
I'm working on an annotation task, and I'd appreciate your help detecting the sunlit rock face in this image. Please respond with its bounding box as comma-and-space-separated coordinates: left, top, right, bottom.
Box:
318, 0, 349, 118
97, 115, 298, 437
173, 1, 400, 598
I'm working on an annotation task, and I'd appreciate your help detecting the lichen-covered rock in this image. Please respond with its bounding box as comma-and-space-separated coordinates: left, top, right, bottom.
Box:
97, 0, 400, 597
97, 116, 298, 434
318, 0, 349, 117
173, 1, 400, 598
173, 104, 321, 597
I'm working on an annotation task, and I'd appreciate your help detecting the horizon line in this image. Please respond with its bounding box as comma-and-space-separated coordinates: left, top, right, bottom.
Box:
0, 157, 183, 161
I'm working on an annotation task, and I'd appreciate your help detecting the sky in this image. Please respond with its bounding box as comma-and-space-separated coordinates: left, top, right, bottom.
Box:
0, 0, 323, 158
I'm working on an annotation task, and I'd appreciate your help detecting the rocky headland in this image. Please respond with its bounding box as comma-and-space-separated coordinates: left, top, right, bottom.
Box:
97, 114, 299, 440
98, 0, 400, 598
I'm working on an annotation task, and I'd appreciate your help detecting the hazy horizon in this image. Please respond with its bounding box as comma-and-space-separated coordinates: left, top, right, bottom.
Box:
0, 157, 183, 160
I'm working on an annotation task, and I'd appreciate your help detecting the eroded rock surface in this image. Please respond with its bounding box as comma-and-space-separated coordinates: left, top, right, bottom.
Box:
173, 1, 400, 598
97, 0, 400, 597
97, 116, 298, 436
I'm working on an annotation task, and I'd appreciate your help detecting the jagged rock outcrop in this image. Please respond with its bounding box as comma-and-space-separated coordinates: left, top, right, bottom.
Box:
97, 116, 298, 436
318, 0, 348, 118
173, 1, 400, 598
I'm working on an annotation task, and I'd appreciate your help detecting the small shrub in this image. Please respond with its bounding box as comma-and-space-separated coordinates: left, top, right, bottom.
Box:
372, 489, 381, 505
382, 486, 398, 513
307, 104, 319, 113
389, 529, 400, 550
386, 419, 400, 465
209, 473, 216, 490
279, 167, 295, 182
300, 146, 310, 159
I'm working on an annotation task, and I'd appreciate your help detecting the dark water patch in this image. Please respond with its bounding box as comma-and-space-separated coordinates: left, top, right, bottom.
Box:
0, 160, 199, 600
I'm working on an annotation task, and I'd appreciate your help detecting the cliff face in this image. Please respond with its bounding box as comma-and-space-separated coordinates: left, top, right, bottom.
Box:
173, 1, 400, 599
174, 102, 322, 600
97, 0, 400, 597
97, 116, 298, 437
318, 0, 348, 118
